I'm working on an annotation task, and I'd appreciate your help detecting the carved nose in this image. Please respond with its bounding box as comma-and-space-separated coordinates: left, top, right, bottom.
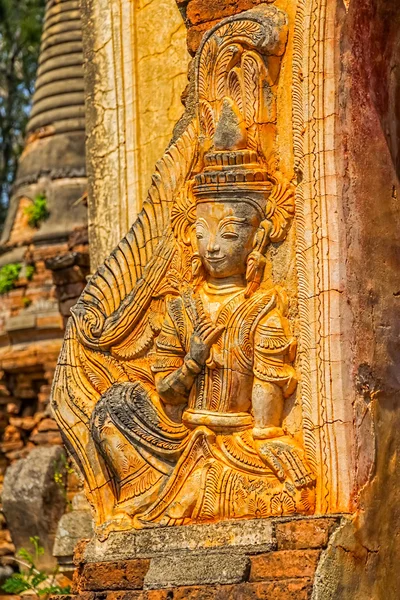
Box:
207, 242, 220, 253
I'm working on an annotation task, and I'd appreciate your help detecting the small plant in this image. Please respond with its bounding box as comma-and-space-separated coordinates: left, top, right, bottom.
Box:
26, 264, 35, 280
0, 263, 22, 294
2, 537, 70, 598
24, 193, 49, 228
22, 296, 32, 308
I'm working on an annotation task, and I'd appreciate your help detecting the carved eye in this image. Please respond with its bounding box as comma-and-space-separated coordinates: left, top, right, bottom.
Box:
196, 229, 204, 240
221, 230, 239, 240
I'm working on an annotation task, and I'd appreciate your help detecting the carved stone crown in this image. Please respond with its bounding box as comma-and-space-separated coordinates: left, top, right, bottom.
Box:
193, 148, 272, 209
193, 98, 273, 210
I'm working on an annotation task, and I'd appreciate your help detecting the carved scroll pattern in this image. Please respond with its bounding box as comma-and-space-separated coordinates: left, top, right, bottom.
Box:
52, 119, 199, 524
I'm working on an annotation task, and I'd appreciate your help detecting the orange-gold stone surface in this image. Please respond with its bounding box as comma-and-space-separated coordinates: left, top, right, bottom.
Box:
51, 6, 318, 538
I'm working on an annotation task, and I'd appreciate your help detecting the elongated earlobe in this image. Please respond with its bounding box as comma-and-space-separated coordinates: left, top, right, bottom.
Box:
244, 219, 271, 297
245, 251, 267, 297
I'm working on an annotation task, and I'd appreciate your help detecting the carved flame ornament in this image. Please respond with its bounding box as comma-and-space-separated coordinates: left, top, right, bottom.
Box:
52, 6, 316, 538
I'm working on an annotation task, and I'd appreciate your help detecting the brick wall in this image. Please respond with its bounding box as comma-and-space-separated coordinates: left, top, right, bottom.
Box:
60, 517, 340, 600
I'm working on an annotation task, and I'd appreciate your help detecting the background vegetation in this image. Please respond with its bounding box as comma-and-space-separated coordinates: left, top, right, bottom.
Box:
0, 0, 46, 227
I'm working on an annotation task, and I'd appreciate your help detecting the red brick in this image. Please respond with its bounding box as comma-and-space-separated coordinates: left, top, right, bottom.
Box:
250, 550, 321, 582
186, 0, 265, 26
78, 560, 150, 592
73, 579, 312, 600
187, 22, 218, 55
276, 518, 338, 550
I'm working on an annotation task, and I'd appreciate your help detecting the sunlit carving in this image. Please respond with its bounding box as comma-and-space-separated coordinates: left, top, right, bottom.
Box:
52, 5, 315, 537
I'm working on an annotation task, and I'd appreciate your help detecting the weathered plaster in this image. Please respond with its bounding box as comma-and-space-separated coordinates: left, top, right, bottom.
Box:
80, 0, 189, 268
312, 0, 400, 597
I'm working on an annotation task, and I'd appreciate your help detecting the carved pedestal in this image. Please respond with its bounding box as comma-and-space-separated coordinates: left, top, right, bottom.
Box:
67, 516, 341, 599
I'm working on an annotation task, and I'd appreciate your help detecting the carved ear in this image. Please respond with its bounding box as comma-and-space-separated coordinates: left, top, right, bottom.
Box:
245, 251, 267, 298
266, 175, 295, 242
253, 220, 272, 254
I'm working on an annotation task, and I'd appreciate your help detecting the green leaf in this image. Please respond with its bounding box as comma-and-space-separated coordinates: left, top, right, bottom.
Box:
31, 572, 47, 588
2, 573, 33, 594
17, 546, 34, 566
0, 263, 22, 294
30, 535, 45, 558
24, 193, 50, 228
38, 585, 71, 597
25, 265, 35, 280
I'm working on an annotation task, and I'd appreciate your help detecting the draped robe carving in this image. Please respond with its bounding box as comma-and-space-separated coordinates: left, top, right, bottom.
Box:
51, 5, 316, 537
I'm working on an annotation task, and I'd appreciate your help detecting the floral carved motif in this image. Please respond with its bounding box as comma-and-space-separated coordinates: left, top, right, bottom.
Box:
51, 5, 316, 538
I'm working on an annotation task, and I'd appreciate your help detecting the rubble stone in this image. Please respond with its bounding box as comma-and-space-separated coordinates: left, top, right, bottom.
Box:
2, 446, 67, 570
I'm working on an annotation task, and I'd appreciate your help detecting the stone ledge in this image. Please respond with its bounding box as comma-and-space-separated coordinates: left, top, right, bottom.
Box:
83, 515, 341, 563
68, 516, 344, 596
84, 518, 275, 563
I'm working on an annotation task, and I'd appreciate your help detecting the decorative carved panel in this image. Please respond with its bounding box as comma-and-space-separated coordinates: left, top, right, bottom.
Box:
52, 2, 356, 537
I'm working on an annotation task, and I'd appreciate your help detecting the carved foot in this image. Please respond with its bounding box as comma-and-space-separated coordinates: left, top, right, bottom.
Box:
255, 435, 315, 489
95, 510, 137, 541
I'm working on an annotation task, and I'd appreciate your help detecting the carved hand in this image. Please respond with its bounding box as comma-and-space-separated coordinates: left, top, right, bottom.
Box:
189, 322, 224, 367
255, 436, 315, 489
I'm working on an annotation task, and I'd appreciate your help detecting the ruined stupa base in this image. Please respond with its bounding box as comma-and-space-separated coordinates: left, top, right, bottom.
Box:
64, 515, 344, 598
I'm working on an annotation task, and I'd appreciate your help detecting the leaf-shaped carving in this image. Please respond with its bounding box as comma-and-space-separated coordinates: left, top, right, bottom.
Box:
199, 100, 215, 139
198, 36, 218, 100
52, 320, 101, 422
266, 175, 295, 242
242, 52, 259, 127
217, 19, 262, 43
214, 44, 242, 100
171, 182, 196, 246
111, 312, 159, 361
227, 69, 244, 115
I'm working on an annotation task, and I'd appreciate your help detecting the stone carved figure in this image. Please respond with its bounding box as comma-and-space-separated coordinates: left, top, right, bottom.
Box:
52, 6, 316, 537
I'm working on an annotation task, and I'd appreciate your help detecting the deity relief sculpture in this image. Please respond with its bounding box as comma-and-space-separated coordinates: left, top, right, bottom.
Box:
52, 6, 316, 537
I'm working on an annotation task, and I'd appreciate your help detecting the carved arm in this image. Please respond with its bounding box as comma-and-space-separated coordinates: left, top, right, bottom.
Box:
155, 356, 201, 405
155, 324, 224, 405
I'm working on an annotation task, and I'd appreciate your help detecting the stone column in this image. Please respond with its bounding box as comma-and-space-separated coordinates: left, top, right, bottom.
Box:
80, 0, 190, 268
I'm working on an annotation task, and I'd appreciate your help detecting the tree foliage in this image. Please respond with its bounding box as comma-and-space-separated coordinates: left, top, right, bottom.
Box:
0, 0, 45, 223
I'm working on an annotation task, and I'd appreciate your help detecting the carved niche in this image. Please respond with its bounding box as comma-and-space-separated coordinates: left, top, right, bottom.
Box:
51, 6, 316, 538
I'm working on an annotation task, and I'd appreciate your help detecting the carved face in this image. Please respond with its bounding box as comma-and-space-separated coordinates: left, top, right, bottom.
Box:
195, 201, 260, 279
